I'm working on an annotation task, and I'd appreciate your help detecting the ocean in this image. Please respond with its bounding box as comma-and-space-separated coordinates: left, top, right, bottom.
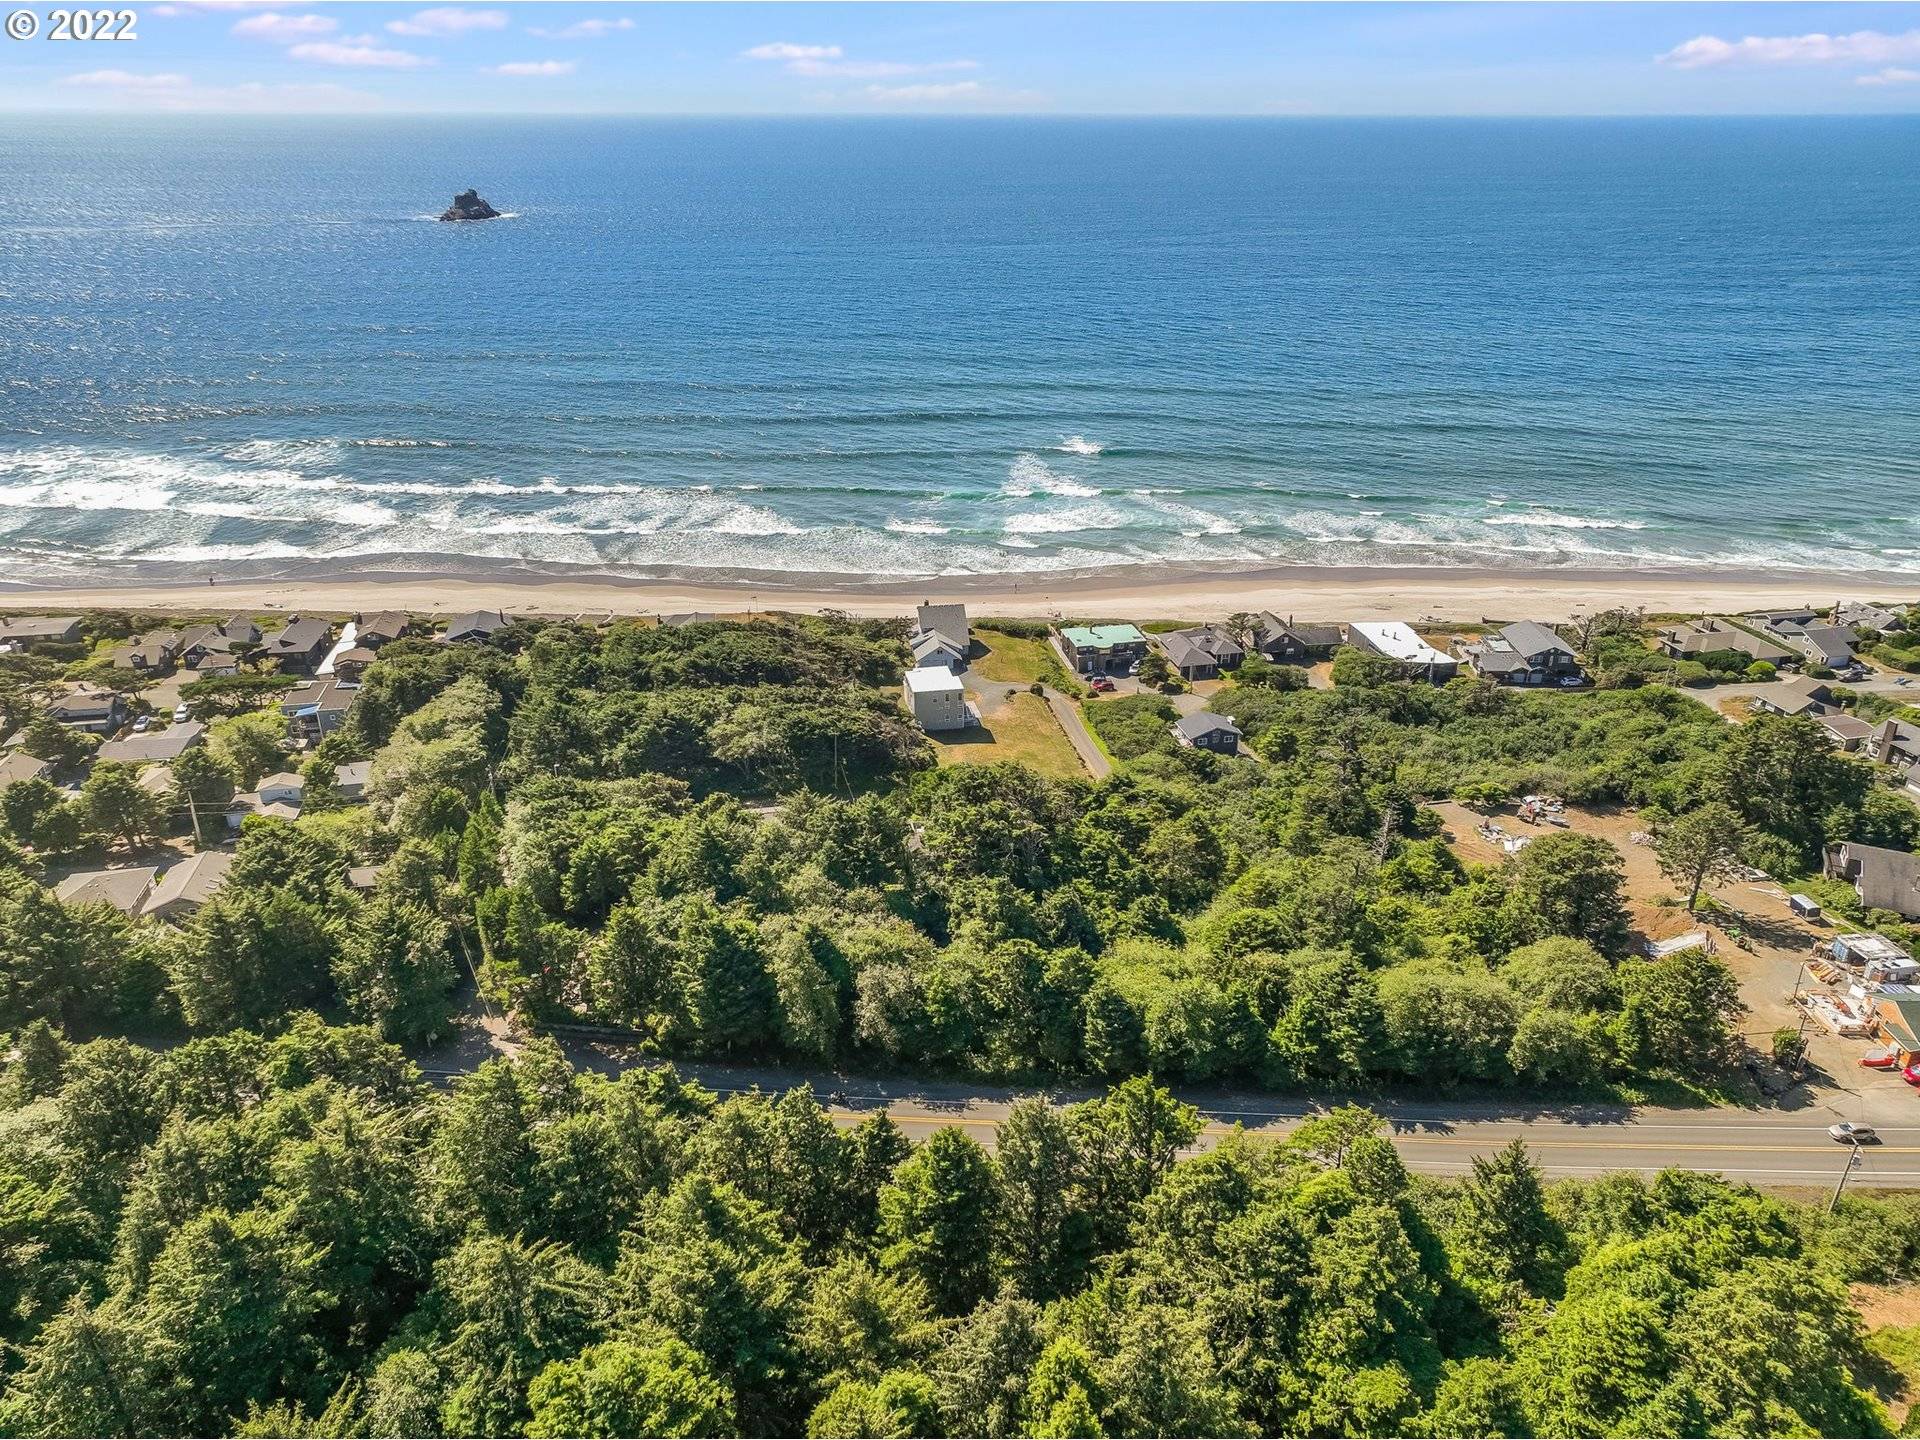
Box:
1, 115, 1918, 587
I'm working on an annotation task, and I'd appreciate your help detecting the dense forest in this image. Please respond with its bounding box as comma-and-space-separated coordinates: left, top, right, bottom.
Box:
5, 609, 1920, 1435
3, 1029, 1919, 1438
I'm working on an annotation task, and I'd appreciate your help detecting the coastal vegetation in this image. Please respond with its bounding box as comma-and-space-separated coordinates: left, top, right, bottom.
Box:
3, 606, 1920, 1436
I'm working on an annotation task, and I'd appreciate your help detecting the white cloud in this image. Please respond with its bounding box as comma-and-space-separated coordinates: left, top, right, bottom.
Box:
528, 17, 634, 40
1658, 28, 1920, 69
62, 69, 191, 88
386, 7, 508, 37
742, 42, 842, 62
862, 81, 986, 103
489, 60, 576, 77
289, 40, 433, 67
231, 11, 334, 41
1858, 66, 1920, 86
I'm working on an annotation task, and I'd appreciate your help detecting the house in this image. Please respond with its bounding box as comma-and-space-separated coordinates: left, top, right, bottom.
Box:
227, 772, 304, 831
1460, 621, 1584, 686
1747, 610, 1861, 671
48, 690, 126, 735
142, 851, 233, 924
176, 617, 260, 673
1743, 676, 1835, 718
54, 866, 159, 915
334, 760, 371, 801
1172, 711, 1242, 754
1657, 619, 1795, 665
903, 666, 970, 732
262, 616, 335, 674
1056, 624, 1150, 676
1345, 622, 1460, 682
0, 751, 51, 790
0, 615, 81, 650
356, 611, 410, 648
136, 765, 176, 798
443, 610, 511, 644
97, 720, 206, 766
347, 864, 383, 893
1835, 601, 1907, 634
1156, 625, 1246, 682
910, 602, 972, 672
1827, 841, 1920, 920
116, 628, 180, 672
1251, 614, 1345, 664
1817, 713, 1875, 752
280, 677, 357, 742
1875, 996, 1920, 1065
1834, 932, 1913, 970
332, 646, 379, 684
1869, 719, 1920, 770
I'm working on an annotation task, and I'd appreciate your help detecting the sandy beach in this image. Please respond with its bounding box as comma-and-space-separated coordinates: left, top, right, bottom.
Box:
1, 562, 1913, 625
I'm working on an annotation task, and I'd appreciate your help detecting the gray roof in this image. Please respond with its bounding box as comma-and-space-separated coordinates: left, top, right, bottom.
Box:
265, 616, 333, 655
281, 677, 356, 717
914, 602, 970, 651
1255, 613, 1343, 650
911, 631, 964, 663
1835, 601, 1906, 632
49, 691, 121, 722
1834, 842, 1920, 919
358, 610, 410, 644
1159, 625, 1245, 670
96, 720, 206, 765
0, 751, 51, 788
0, 615, 81, 641
1741, 676, 1833, 717
1796, 624, 1857, 666
1660, 619, 1795, 663
55, 866, 158, 914
334, 760, 371, 790
443, 610, 510, 641
143, 851, 233, 920
1173, 710, 1242, 742
1500, 620, 1577, 661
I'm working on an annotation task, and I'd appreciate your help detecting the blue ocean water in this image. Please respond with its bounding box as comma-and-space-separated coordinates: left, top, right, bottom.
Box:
1, 115, 1918, 585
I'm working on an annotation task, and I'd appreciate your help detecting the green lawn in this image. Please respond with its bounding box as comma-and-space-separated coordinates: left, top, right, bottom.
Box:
930, 692, 1086, 781
972, 630, 1075, 691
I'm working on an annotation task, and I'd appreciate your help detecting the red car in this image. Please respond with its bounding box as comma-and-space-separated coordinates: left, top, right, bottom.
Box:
1089, 677, 1116, 693
1861, 1048, 1900, 1069
1901, 1062, 1920, 1086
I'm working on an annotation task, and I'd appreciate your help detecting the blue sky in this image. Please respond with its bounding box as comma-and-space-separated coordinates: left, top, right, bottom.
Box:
6, 2, 1920, 115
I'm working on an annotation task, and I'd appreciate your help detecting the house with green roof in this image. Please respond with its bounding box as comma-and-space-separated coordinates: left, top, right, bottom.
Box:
1055, 623, 1150, 676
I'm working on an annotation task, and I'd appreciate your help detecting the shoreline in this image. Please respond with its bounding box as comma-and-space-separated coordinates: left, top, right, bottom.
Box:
1, 559, 1914, 623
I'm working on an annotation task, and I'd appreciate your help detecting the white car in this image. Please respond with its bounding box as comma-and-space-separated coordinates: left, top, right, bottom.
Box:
131, 715, 150, 733
1829, 1122, 1879, 1145
173, 704, 191, 723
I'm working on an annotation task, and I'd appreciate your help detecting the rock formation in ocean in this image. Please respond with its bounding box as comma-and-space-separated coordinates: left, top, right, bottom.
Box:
439, 189, 502, 222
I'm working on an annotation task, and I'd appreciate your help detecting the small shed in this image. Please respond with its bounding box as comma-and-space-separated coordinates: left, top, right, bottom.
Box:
903, 666, 969, 732
1788, 893, 1822, 920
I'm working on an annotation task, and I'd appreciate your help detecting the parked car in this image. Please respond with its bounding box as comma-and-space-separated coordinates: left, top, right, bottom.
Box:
173, 704, 191, 723
1861, 1047, 1900, 1069
1830, 1122, 1880, 1144
131, 715, 150, 733
1901, 1062, 1920, 1086
1089, 677, 1116, 693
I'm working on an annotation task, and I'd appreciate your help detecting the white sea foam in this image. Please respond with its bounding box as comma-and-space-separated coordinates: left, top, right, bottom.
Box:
1056, 435, 1105, 456
1003, 453, 1099, 499
885, 518, 951, 535
1481, 511, 1647, 531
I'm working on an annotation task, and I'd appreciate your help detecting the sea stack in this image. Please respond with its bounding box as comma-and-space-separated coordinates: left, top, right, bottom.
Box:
439, 189, 502, 222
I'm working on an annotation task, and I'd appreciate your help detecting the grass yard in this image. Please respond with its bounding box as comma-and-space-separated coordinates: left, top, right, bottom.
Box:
930, 692, 1086, 781
972, 629, 1075, 690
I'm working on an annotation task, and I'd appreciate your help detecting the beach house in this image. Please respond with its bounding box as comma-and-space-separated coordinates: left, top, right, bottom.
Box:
1171, 711, 1242, 754
97, 720, 207, 766
1055, 623, 1150, 677
1345, 622, 1460, 682
0, 616, 81, 652
1251, 615, 1345, 664
356, 610, 411, 648
910, 602, 971, 672
116, 628, 180, 673
280, 677, 357, 742
1458, 621, 1585, 686
1156, 624, 1246, 681
1826, 841, 1920, 920
48, 690, 126, 735
142, 851, 234, 925
443, 610, 512, 644
903, 666, 970, 731
1656, 618, 1795, 666
263, 616, 336, 674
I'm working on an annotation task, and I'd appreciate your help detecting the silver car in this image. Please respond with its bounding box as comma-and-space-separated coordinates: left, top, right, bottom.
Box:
1829, 1122, 1879, 1145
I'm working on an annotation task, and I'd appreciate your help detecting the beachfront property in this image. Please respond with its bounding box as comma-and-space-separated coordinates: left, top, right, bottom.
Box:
47, 690, 126, 734
1172, 710, 1242, 754
1457, 621, 1584, 687
903, 665, 970, 732
1746, 610, 1860, 672
910, 602, 971, 673
1055, 623, 1150, 677
116, 628, 180, 673
0, 616, 81, 652
1345, 622, 1460, 682
280, 677, 357, 742
357, 610, 411, 648
97, 720, 207, 766
176, 617, 263, 675
1251, 614, 1345, 664
332, 647, 379, 684
1827, 840, 1920, 921
443, 610, 512, 644
1835, 601, 1908, 634
1156, 624, 1246, 682
1656, 618, 1795, 666
263, 616, 336, 674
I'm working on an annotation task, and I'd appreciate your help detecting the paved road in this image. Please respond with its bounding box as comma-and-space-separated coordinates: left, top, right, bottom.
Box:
1039, 685, 1112, 779
418, 1025, 1920, 1189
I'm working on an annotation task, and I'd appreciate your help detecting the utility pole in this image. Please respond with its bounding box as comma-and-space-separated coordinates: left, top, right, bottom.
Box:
1828, 1144, 1864, 1215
